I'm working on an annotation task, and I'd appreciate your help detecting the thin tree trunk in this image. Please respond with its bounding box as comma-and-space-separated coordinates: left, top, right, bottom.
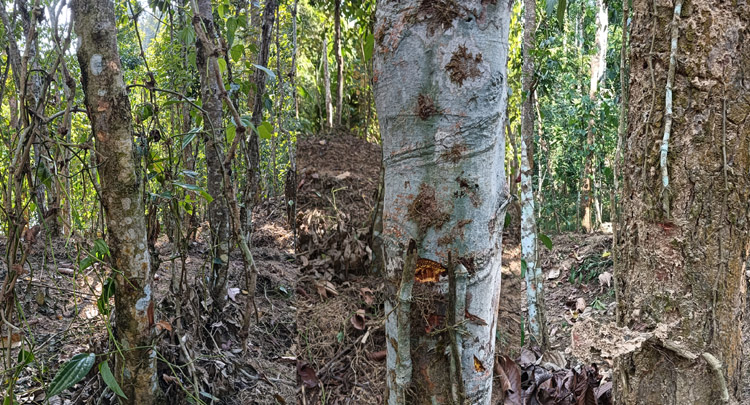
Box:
334, 0, 343, 126
375, 1, 512, 403
521, 0, 548, 350
247, 0, 279, 213
581, 0, 608, 233
291, 0, 299, 119
614, 0, 750, 403
72, 0, 161, 401
506, 117, 521, 242
194, 0, 232, 308
611, 0, 629, 277
322, 37, 333, 129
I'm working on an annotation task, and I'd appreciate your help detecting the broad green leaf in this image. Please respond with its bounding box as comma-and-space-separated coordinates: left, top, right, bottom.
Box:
18, 349, 34, 366
545, 0, 558, 19
556, 0, 567, 29
173, 182, 214, 203
258, 121, 274, 140
520, 259, 527, 278
79, 256, 95, 272
136, 103, 153, 122
36, 162, 53, 189
538, 233, 553, 250
47, 353, 96, 397
97, 278, 115, 316
226, 16, 238, 47
217, 58, 227, 74
99, 362, 127, 399
252, 64, 276, 81
182, 127, 202, 150
364, 33, 374, 61
231, 44, 244, 62
93, 239, 110, 258
226, 124, 237, 144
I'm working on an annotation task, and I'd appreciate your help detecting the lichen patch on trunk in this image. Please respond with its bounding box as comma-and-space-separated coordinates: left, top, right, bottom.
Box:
407, 183, 451, 232
445, 45, 483, 86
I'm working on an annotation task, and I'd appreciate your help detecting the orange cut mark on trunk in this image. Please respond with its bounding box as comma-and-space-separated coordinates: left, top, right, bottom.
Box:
415, 258, 445, 282
474, 356, 485, 372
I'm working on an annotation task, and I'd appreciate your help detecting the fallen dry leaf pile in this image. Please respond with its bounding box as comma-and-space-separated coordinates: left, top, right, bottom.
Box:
495, 347, 612, 405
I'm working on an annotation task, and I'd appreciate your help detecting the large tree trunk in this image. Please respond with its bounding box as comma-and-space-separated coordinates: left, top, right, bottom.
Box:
615, 1, 750, 403
581, 0, 608, 233
334, 0, 344, 126
521, 0, 548, 350
72, 0, 161, 402
194, 0, 231, 308
374, 1, 511, 403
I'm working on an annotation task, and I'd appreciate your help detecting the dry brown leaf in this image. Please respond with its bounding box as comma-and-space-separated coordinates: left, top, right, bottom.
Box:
156, 320, 173, 332
0, 333, 22, 349
162, 374, 180, 384
350, 309, 366, 330
495, 355, 522, 405
334, 171, 351, 180
366, 350, 386, 362
576, 297, 586, 312
359, 287, 374, 306
297, 361, 319, 388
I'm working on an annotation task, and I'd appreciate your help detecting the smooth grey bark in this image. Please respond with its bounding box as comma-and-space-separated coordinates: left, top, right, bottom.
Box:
72, 0, 161, 401
521, 0, 548, 350
322, 37, 333, 129
374, 1, 511, 403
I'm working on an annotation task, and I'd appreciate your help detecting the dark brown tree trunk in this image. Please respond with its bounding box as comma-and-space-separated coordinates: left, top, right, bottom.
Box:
72, 0, 161, 401
245, 0, 278, 232
194, 0, 232, 308
615, 1, 750, 403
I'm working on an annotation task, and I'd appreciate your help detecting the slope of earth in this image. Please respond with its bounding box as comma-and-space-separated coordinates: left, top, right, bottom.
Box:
295, 133, 386, 404
540, 232, 615, 361
0, 203, 298, 405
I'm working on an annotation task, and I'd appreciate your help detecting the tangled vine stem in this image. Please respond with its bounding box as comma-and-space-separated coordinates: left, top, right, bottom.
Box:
659, 0, 683, 218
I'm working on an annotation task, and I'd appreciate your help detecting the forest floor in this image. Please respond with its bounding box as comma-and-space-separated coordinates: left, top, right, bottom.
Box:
1, 133, 618, 404
0, 202, 298, 404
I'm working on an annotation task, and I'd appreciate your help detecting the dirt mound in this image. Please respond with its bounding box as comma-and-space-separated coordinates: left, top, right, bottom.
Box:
295, 134, 386, 403
296, 135, 381, 279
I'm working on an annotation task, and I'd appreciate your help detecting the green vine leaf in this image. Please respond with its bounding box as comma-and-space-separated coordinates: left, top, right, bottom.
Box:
47, 353, 96, 398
